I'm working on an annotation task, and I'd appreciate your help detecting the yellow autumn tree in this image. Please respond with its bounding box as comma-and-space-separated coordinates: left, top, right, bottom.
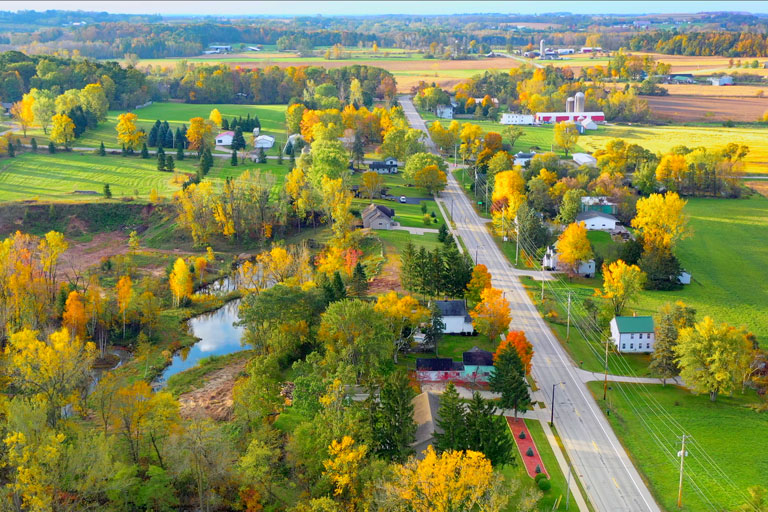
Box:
321, 176, 354, 244
631, 192, 691, 254
193, 256, 208, 284
116, 112, 145, 150
655, 153, 688, 192
553, 121, 579, 156
169, 258, 193, 307
557, 222, 593, 277
374, 291, 430, 362
11, 95, 35, 137
4, 327, 96, 427
50, 113, 75, 147
187, 116, 216, 152
116, 275, 133, 338
209, 108, 223, 128
361, 170, 385, 199
470, 287, 511, 342
383, 447, 509, 512
4, 427, 66, 512
413, 165, 447, 195
62, 290, 87, 339
466, 264, 493, 304
323, 436, 368, 502
594, 259, 647, 316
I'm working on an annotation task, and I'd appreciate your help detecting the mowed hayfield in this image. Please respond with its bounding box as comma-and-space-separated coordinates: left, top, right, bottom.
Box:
0, 152, 291, 202
16, 103, 286, 150
587, 381, 768, 512
581, 124, 768, 174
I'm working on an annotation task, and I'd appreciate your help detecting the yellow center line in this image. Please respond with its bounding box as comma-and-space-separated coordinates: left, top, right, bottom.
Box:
613, 477, 620, 489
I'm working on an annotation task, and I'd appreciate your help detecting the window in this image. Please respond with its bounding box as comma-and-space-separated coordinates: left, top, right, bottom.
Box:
622, 344, 626, 350
630, 343, 634, 349
647, 343, 651, 349
630, 333, 634, 339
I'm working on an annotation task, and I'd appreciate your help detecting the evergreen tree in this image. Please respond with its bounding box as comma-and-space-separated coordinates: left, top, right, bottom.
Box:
230, 150, 238, 167
435, 382, 467, 452
423, 302, 445, 355
103, 184, 112, 198
370, 371, 416, 463
7, 142, 14, 157
442, 245, 472, 298
156, 123, 167, 148
140, 142, 149, 159
229, 117, 238, 131
289, 150, 296, 168
489, 347, 530, 418
164, 125, 174, 148
222, 118, 229, 130
331, 271, 346, 301
437, 223, 449, 243
464, 393, 515, 466
352, 132, 365, 169
400, 241, 417, 292
285, 140, 294, 156
148, 122, 159, 146
156, 147, 166, 172
199, 152, 211, 176
349, 262, 368, 296
176, 143, 184, 161
179, 125, 188, 149
31, 138, 38, 153
98, 141, 105, 156
232, 127, 246, 152
165, 155, 175, 172
257, 147, 267, 163
48, 141, 56, 154
650, 302, 695, 385
277, 148, 284, 165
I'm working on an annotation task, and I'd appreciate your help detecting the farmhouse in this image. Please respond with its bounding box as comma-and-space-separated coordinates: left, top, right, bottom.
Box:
434, 300, 474, 335
435, 104, 454, 119
362, 204, 396, 229
215, 131, 234, 146
610, 316, 655, 353
369, 158, 398, 174
254, 134, 275, 149
575, 211, 618, 231
581, 196, 617, 214
514, 151, 536, 166
1, 102, 11, 115
665, 73, 695, 84
710, 75, 733, 86
542, 243, 595, 277
572, 153, 597, 166
500, 113, 535, 125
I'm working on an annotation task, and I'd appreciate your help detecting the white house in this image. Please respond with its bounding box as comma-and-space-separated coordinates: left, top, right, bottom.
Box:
542, 244, 595, 277
500, 113, 535, 125
434, 300, 474, 335
709, 75, 733, 86
369, 157, 398, 174
610, 316, 655, 353
514, 151, 536, 166
209, 45, 232, 52
572, 153, 597, 166
575, 211, 618, 231
436, 104, 454, 119
215, 131, 234, 146
254, 134, 275, 149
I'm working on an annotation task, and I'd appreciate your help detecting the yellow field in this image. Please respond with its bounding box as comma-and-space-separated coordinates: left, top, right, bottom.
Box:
582, 124, 768, 175
661, 83, 768, 96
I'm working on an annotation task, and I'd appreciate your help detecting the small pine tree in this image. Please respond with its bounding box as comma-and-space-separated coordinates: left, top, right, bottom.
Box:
257, 147, 267, 163
48, 141, 55, 154
148, 123, 159, 147
437, 223, 449, 243
121, 144, 126, 157
289, 151, 296, 168
176, 143, 184, 161
277, 149, 284, 165
230, 150, 238, 166
435, 382, 467, 452
222, 118, 229, 130
7, 142, 14, 157
199, 153, 211, 176
349, 262, 368, 296
157, 147, 166, 172
98, 141, 105, 156
331, 271, 346, 300
103, 184, 112, 198
165, 155, 175, 172
140, 143, 149, 159
30, 138, 38, 153
489, 347, 531, 419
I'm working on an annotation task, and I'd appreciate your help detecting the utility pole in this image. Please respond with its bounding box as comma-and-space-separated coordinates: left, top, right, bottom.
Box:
540, 267, 545, 301
678, 435, 688, 509
514, 215, 519, 266
485, 179, 489, 215
566, 291, 572, 342
603, 337, 609, 400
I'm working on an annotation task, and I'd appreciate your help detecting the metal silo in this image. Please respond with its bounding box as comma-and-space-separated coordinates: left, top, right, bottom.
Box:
574, 91, 585, 113
566, 97, 575, 113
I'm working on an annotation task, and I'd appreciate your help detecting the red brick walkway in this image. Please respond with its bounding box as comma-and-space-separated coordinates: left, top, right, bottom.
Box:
507, 417, 549, 478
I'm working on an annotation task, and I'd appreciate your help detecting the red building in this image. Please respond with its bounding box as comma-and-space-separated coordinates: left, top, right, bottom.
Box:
535, 112, 605, 123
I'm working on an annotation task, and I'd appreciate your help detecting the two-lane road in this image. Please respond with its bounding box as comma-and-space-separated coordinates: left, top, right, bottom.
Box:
401, 96, 660, 512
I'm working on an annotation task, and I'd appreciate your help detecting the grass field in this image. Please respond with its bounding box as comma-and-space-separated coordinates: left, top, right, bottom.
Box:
582, 124, 768, 175
0, 152, 290, 202
587, 381, 768, 511
16, 102, 287, 150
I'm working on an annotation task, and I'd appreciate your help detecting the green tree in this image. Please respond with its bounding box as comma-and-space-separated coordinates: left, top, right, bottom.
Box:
156, 147, 166, 172
48, 141, 56, 154
352, 132, 365, 169
369, 371, 416, 463
165, 155, 175, 172
434, 382, 467, 452
489, 345, 530, 418
348, 262, 368, 297
464, 392, 515, 466
557, 188, 585, 225
140, 142, 149, 159
230, 150, 238, 166
103, 184, 112, 198
554, 121, 579, 157
31, 138, 38, 153
503, 125, 525, 149
98, 141, 105, 156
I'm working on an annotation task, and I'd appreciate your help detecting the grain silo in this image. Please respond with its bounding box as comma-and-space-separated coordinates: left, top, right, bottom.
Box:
566, 97, 575, 113
574, 91, 585, 113
539, 39, 545, 57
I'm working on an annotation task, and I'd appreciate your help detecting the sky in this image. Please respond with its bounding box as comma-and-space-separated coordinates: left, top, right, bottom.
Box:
2, 1, 767, 17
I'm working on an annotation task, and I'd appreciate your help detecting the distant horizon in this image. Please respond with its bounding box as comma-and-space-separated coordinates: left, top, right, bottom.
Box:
2, 1, 767, 17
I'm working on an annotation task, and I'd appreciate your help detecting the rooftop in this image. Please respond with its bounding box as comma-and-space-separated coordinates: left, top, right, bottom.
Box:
614, 316, 654, 333
463, 346, 494, 366
576, 210, 617, 222
434, 300, 469, 319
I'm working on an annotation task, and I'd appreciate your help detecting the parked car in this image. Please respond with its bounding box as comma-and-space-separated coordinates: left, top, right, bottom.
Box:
399, 196, 407, 203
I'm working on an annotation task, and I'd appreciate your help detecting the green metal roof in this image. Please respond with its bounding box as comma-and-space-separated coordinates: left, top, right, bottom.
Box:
614, 316, 654, 333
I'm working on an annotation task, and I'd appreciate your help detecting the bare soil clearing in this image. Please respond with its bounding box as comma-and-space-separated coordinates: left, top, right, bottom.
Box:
647, 94, 768, 122
177, 359, 247, 421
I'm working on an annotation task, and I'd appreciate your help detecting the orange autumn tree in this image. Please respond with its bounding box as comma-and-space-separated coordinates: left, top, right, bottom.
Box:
496, 331, 534, 375
470, 287, 510, 343
62, 290, 87, 340
466, 264, 492, 304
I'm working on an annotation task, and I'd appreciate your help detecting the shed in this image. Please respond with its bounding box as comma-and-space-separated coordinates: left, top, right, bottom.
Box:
580, 118, 598, 131
610, 316, 655, 353
709, 75, 733, 86
215, 131, 234, 146
572, 153, 597, 166
434, 300, 475, 335
252, 126, 260, 137
254, 134, 275, 149
362, 203, 396, 230
575, 211, 618, 231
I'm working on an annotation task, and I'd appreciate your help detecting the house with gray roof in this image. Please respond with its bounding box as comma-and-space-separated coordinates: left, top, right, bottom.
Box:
575, 210, 618, 231
434, 300, 474, 334
411, 392, 442, 457
362, 203, 396, 230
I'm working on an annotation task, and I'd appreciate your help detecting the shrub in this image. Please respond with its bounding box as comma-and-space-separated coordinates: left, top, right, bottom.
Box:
422, 214, 432, 226
526, 447, 534, 456
535, 472, 547, 482
538, 478, 551, 491
519, 431, 526, 439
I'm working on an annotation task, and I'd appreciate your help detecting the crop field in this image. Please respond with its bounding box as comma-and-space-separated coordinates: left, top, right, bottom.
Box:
582, 124, 768, 174
587, 381, 768, 512
0, 152, 290, 202
16, 103, 286, 149
647, 95, 768, 122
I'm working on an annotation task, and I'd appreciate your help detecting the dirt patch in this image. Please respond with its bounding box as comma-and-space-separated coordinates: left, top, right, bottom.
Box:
177, 359, 248, 421
746, 181, 768, 196
647, 95, 768, 122
61, 232, 130, 279
368, 250, 403, 294
661, 84, 768, 97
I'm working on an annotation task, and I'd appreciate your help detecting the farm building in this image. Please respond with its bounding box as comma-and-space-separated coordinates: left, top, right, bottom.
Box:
462, 347, 495, 383
500, 113, 535, 125
254, 135, 275, 149
557, 48, 576, 55
1, 102, 11, 115
665, 73, 695, 84
575, 211, 618, 231
411, 391, 442, 457
514, 151, 536, 166
369, 158, 398, 174
542, 243, 595, 277
610, 316, 656, 353
581, 196, 617, 214
208, 44, 232, 52
435, 104, 454, 119
252, 126, 260, 136
709, 75, 733, 86
414, 348, 495, 384
362, 204, 396, 229
572, 153, 597, 166
536, 112, 605, 123
580, 46, 602, 53
580, 118, 598, 131
472, 97, 500, 108
434, 300, 474, 335
215, 131, 234, 146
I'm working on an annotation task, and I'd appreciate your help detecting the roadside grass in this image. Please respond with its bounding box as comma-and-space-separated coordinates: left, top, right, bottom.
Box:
165, 350, 251, 396
374, 229, 442, 255
0, 152, 289, 202
16, 102, 287, 149
586, 381, 768, 512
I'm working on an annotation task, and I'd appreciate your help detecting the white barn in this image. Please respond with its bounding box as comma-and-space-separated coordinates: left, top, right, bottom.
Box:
254, 135, 275, 149
572, 153, 597, 166
500, 113, 535, 125
215, 131, 234, 146
434, 300, 474, 335
610, 316, 655, 353
575, 211, 618, 231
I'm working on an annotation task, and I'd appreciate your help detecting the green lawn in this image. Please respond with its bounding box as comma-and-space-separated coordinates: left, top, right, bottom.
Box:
19, 102, 287, 150
587, 381, 768, 511
374, 229, 442, 255
0, 152, 290, 202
